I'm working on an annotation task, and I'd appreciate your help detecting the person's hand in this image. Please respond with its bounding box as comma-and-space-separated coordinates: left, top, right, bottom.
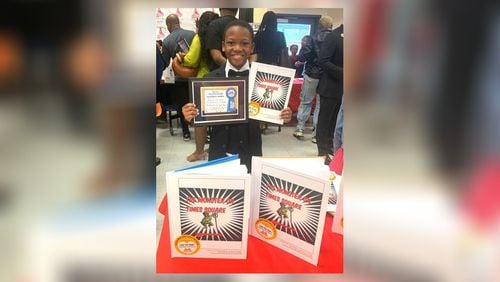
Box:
176, 52, 186, 63
280, 107, 292, 123
182, 103, 198, 123
294, 61, 304, 68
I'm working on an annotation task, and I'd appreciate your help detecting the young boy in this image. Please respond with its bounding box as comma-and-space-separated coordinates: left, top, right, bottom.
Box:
182, 20, 292, 172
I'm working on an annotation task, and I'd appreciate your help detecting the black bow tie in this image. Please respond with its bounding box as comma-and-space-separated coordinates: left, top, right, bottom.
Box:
228, 69, 249, 77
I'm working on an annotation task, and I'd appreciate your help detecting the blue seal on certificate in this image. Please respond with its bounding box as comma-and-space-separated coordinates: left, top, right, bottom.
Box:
226, 87, 237, 112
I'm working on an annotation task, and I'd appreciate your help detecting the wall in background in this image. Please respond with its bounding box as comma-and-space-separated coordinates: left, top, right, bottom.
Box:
253, 8, 343, 29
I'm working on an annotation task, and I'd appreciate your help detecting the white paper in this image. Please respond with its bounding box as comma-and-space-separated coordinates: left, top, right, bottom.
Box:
250, 157, 330, 265
248, 62, 296, 125
161, 63, 175, 84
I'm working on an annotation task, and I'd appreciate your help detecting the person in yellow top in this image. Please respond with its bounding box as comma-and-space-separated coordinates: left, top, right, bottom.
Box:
176, 11, 219, 161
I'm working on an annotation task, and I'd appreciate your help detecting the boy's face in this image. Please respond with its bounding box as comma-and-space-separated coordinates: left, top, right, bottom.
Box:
222, 26, 254, 69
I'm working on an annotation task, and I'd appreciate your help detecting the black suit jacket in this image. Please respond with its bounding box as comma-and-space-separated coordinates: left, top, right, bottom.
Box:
204, 65, 262, 172
317, 25, 343, 100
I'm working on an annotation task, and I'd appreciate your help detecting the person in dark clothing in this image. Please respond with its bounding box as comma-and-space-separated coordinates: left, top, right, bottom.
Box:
316, 24, 344, 157
205, 8, 239, 71
182, 20, 293, 172
294, 35, 314, 78
293, 16, 334, 142
161, 14, 196, 141
156, 42, 166, 166
253, 11, 288, 66
161, 14, 196, 66
290, 44, 303, 77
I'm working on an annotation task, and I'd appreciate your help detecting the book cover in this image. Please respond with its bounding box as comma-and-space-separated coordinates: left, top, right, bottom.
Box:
332, 182, 344, 235
248, 62, 296, 125
250, 157, 330, 265
167, 158, 251, 259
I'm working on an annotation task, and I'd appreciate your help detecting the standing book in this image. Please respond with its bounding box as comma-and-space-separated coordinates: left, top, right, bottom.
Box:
248, 62, 296, 125
249, 157, 331, 265
166, 155, 251, 259
332, 182, 344, 235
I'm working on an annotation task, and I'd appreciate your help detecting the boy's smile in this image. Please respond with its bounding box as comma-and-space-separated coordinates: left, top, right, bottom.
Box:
222, 26, 254, 70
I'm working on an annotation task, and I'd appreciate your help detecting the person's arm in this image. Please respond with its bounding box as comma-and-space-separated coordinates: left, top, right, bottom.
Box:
205, 22, 226, 67
161, 38, 171, 67
278, 32, 291, 67
317, 33, 343, 80
210, 49, 226, 66
182, 35, 201, 68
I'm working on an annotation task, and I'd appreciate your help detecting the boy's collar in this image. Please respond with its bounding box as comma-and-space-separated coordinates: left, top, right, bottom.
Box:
225, 60, 250, 77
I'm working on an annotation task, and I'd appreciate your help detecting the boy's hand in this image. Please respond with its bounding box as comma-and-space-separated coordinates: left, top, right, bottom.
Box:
280, 107, 292, 123
182, 103, 198, 123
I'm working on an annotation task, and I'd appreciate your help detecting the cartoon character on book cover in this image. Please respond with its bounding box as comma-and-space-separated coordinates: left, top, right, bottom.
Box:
258, 173, 323, 244
251, 71, 291, 111
179, 187, 244, 241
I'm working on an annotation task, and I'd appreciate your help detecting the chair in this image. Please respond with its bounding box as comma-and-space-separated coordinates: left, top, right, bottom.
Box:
158, 83, 181, 136
161, 103, 180, 136
261, 122, 281, 134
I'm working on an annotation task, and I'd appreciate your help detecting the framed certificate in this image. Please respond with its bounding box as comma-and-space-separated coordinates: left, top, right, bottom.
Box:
189, 78, 248, 125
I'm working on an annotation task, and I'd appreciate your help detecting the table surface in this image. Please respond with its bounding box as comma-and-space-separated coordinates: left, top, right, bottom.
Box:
156, 194, 343, 273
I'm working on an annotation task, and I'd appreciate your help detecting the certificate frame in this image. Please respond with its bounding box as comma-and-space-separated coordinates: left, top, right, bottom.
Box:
189, 78, 248, 126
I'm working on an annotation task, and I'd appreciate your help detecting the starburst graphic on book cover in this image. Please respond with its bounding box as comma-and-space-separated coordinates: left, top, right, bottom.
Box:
258, 173, 322, 244
179, 187, 244, 241
251, 71, 291, 110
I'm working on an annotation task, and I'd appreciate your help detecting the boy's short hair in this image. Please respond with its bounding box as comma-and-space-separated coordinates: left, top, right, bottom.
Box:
290, 44, 298, 50
223, 19, 254, 41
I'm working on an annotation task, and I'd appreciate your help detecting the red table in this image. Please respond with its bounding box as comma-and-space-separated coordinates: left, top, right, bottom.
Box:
288, 78, 317, 113
156, 194, 343, 273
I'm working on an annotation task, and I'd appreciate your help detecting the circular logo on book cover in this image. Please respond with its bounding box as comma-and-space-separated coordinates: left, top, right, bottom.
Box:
248, 102, 260, 116
255, 218, 277, 240
174, 235, 200, 255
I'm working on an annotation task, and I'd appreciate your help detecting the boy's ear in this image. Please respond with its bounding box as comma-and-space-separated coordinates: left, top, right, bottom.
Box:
222, 41, 225, 53
251, 42, 254, 53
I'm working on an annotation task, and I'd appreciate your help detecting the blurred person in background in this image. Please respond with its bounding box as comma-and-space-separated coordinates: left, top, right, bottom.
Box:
289, 43, 303, 77
205, 8, 238, 71
161, 14, 195, 141
293, 16, 334, 143
253, 11, 289, 67
316, 24, 343, 158
333, 97, 344, 155
156, 41, 167, 166
175, 11, 220, 162
204, 8, 238, 144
